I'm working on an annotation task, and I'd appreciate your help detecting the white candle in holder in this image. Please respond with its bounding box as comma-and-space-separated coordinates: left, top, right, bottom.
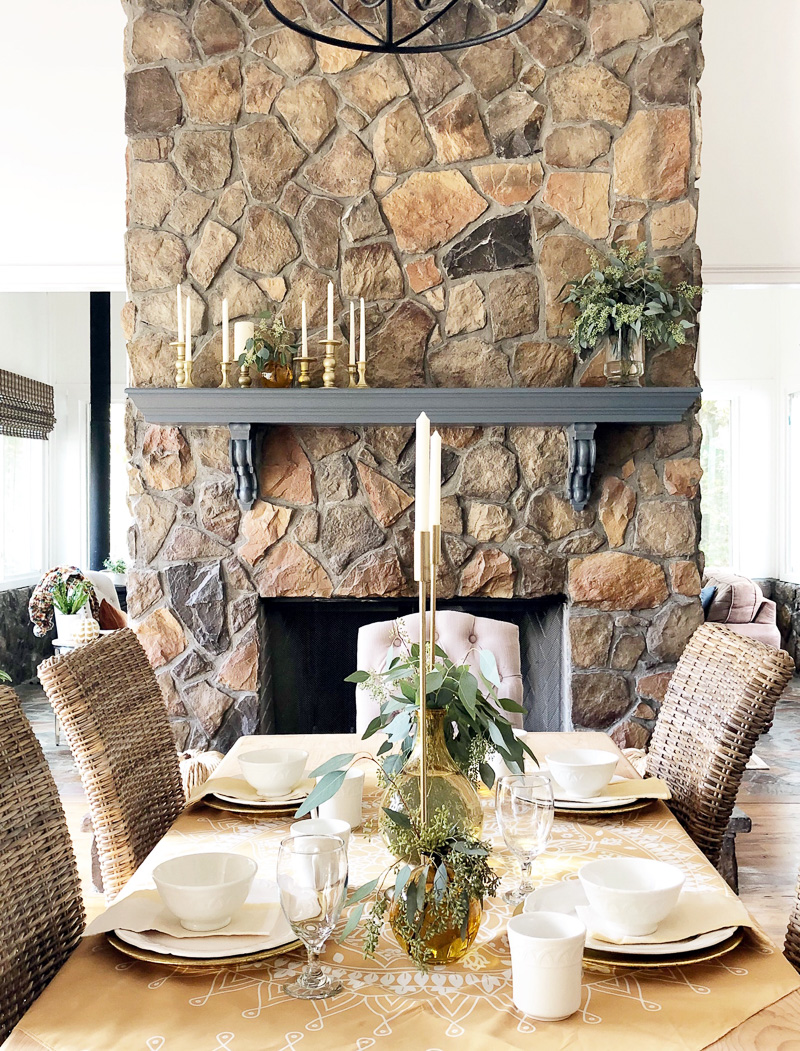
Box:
185, 298, 192, 362
349, 302, 356, 366
234, 321, 254, 361
301, 300, 308, 357
222, 298, 230, 363
429, 431, 441, 529
176, 285, 183, 343
359, 298, 366, 363
414, 412, 431, 581
327, 281, 334, 342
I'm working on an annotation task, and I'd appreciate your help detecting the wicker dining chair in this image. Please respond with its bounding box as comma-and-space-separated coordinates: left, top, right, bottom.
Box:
0, 685, 85, 1042
38, 628, 190, 901
785, 871, 800, 971
645, 622, 794, 870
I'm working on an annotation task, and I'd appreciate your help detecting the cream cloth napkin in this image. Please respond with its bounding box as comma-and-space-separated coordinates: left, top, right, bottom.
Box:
85, 878, 281, 939
550, 777, 672, 804
576, 887, 752, 945
187, 774, 313, 807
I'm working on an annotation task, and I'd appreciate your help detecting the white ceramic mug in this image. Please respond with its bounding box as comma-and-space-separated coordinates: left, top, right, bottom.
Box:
507, 911, 586, 1021
316, 767, 365, 830
291, 817, 351, 850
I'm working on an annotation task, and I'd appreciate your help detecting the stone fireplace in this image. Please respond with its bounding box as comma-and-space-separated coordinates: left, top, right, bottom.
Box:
122, 0, 704, 753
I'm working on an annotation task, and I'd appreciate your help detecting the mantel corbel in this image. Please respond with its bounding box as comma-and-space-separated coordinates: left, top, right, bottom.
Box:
229, 423, 257, 510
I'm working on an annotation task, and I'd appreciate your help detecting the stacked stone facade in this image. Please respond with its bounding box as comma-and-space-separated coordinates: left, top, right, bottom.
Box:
123, 0, 705, 751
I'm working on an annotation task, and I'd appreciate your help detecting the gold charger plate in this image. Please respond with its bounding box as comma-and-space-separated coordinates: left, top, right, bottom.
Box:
203, 795, 300, 818
555, 797, 657, 818
582, 928, 744, 973
106, 931, 303, 972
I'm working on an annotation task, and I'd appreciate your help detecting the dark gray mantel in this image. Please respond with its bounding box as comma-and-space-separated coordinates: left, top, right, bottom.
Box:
126, 386, 702, 511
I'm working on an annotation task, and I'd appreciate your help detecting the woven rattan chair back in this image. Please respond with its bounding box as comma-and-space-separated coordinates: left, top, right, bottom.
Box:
38, 628, 185, 901
646, 622, 794, 867
0, 686, 84, 1041
785, 872, 800, 971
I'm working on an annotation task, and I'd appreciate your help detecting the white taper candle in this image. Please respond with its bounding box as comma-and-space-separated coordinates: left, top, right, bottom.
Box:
221, 298, 230, 363
185, 298, 192, 362
359, 297, 366, 363
302, 300, 308, 356
414, 412, 431, 580
327, 281, 334, 342
349, 302, 356, 366
177, 285, 183, 343
429, 431, 441, 528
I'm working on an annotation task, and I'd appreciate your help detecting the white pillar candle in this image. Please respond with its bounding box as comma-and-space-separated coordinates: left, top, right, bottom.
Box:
301, 300, 308, 356
414, 413, 431, 581
349, 302, 356, 366
177, 285, 183, 343
359, 297, 366, 363
234, 321, 255, 360
185, 298, 192, 362
429, 431, 441, 528
221, 298, 230, 363
327, 281, 334, 342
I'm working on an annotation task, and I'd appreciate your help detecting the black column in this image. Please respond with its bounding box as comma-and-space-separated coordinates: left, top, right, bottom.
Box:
89, 292, 111, 571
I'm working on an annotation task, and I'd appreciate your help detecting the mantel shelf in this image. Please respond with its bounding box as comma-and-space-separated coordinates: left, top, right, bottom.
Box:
125, 386, 701, 512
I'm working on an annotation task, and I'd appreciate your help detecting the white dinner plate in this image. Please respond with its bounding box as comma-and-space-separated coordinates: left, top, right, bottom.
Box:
213, 778, 314, 807
523, 881, 738, 956
540, 771, 638, 809
115, 913, 296, 960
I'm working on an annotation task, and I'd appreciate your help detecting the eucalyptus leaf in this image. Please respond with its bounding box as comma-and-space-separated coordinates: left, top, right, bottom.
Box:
308, 753, 354, 779
344, 670, 370, 683
347, 877, 380, 906
338, 902, 364, 943
394, 864, 412, 901
294, 768, 346, 819
478, 650, 501, 689
382, 807, 413, 830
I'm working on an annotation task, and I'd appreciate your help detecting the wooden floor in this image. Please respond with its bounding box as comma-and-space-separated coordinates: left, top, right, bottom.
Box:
19, 677, 800, 943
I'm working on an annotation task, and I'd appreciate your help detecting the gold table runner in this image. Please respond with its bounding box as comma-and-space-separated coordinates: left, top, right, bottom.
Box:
7, 732, 799, 1051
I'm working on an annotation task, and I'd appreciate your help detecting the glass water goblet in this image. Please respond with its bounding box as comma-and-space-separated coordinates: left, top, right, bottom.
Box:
276, 834, 348, 999
495, 773, 555, 906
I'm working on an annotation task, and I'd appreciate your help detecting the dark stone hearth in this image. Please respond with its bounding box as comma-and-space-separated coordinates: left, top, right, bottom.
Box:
166, 562, 228, 654
320, 505, 385, 574
444, 212, 533, 277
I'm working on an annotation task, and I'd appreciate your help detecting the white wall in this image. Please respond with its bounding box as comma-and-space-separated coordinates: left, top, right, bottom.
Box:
699, 0, 800, 281
0, 1, 126, 291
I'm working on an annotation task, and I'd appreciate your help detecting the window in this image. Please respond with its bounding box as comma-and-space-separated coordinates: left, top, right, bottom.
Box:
789, 392, 800, 583
699, 398, 733, 569
0, 435, 47, 586
109, 401, 129, 568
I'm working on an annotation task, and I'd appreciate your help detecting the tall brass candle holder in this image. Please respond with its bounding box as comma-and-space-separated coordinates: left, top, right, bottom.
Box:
320, 338, 340, 388
348, 362, 358, 388
238, 363, 252, 387
171, 341, 186, 388
357, 361, 368, 388
293, 355, 313, 388
415, 529, 432, 826
183, 359, 196, 388
219, 360, 233, 388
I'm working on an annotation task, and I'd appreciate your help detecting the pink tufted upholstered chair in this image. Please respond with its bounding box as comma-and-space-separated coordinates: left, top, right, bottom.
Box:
355, 610, 525, 735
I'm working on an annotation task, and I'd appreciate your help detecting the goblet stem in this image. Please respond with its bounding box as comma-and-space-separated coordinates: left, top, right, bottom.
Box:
518, 858, 534, 898
302, 948, 325, 989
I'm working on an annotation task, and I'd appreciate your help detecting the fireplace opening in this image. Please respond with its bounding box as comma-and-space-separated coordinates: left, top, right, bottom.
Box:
260, 597, 566, 737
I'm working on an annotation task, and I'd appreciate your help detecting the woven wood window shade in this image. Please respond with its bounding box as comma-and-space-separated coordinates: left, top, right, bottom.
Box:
0, 369, 56, 440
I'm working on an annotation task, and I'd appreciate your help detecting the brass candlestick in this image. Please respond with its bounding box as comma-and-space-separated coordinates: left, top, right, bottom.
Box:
171, 340, 186, 388
238, 363, 252, 388
429, 523, 441, 672
415, 529, 432, 827
219, 360, 233, 388
357, 360, 368, 388
320, 338, 340, 388
294, 356, 313, 388
183, 358, 196, 388
348, 362, 358, 388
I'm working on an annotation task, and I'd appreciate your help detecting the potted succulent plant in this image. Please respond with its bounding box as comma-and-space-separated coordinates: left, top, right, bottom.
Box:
52, 578, 92, 644
237, 309, 297, 388
561, 243, 702, 386
0, 669, 11, 684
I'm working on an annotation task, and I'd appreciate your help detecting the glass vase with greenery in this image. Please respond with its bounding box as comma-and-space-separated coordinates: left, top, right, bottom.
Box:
561, 243, 702, 386
237, 310, 297, 388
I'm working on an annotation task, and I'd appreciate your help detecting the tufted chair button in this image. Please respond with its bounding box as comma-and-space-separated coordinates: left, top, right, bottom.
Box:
468, 634, 478, 644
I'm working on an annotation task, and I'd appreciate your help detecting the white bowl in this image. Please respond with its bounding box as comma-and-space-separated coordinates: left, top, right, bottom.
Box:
578, 858, 685, 936
238, 747, 308, 797
546, 748, 618, 798
290, 817, 351, 850
152, 852, 257, 932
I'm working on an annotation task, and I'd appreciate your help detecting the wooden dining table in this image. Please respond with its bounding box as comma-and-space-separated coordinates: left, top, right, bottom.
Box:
5, 731, 800, 1051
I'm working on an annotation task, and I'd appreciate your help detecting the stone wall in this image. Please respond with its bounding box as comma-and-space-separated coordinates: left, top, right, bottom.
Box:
0, 586, 54, 685
760, 579, 800, 672
122, 0, 705, 750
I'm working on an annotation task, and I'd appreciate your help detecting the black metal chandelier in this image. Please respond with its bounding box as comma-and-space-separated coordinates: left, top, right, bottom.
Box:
262, 0, 549, 54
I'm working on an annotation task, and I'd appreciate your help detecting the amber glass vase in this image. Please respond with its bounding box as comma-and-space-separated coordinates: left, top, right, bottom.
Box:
260, 362, 293, 388
380, 708, 483, 857
604, 327, 644, 386
389, 862, 483, 966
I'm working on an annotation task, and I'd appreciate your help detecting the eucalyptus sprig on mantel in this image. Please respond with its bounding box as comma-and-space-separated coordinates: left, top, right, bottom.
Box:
237, 309, 297, 371
562, 243, 702, 355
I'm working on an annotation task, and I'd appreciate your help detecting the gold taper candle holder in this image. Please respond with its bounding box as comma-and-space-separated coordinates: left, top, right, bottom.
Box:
238, 363, 252, 388
171, 340, 186, 388
357, 361, 368, 388
429, 523, 441, 672
219, 360, 233, 388
415, 529, 432, 827
294, 355, 313, 388
348, 363, 358, 388
183, 359, 196, 388
320, 338, 340, 388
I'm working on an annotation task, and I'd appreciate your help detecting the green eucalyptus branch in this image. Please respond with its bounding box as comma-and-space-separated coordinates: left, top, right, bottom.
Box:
237, 309, 297, 371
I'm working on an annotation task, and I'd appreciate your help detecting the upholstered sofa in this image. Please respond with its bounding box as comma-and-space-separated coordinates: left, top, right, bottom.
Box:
702, 569, 781, 649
